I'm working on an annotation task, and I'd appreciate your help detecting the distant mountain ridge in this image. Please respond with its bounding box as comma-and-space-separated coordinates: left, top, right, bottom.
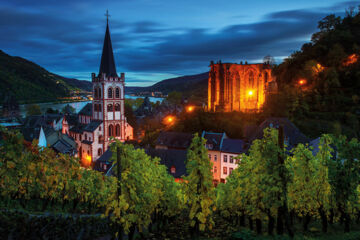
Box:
0, 50, 91, 104
126, 72, 209, 101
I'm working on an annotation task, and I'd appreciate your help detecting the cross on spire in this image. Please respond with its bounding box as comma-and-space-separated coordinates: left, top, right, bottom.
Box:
105, 10, 110, 24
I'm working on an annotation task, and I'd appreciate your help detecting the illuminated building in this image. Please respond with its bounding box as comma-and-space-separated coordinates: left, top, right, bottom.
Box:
208, 61, 277, 112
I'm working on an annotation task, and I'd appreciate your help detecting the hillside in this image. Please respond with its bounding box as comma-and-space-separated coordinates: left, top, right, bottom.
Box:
126, 72, 209, 102
0, 50, 91, 104
270, 12, 360, 138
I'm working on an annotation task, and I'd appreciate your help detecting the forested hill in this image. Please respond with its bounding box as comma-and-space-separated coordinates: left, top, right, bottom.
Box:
0, 50, 91, 104
126, 72, 209, 102
269, 11, 360, 139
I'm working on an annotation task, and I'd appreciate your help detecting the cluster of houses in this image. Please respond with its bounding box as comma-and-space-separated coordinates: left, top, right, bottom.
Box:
96, 117, 310, 184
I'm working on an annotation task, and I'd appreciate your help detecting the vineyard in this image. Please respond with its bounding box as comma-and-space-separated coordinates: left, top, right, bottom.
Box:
1, 127, 360, 239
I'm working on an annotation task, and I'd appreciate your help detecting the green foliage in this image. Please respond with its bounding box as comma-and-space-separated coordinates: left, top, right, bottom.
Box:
184, 133, 215, 232
0, 50, 87, 104
271, 11, 360, 139
166, 91, 183, 105
25, 104, 41, 116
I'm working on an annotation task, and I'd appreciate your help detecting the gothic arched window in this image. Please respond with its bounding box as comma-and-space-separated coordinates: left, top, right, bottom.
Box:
108, 87, 113, 98
94, 88, 98, 99
107, 104, 113, 112
108, 124, 114, 137
98, 148, 102, 156
115, 103, 120, 111
115, 124, 120, 136
115, 87, 120, 98
98, 88, 101, 98
264, 72, 269, 83
249, 72, 254, 88
98, 104, 102, 112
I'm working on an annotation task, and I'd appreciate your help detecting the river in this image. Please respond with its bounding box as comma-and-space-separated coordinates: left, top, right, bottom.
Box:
17, 95, 163, 117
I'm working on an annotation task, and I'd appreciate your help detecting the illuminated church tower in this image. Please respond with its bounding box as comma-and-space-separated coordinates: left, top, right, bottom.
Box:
91, 12, 133, 151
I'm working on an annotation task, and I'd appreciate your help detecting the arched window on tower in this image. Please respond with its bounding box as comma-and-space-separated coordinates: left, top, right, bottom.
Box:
115, 124, 120, 136
98, 148, 102, 156
108, 87, 113, 98
107, 104, 113, 112
264, 72, 269, 83
94, 88, 98, 99
115, 87, 120, 98
115, 103, 120, 111
108, 125, 114, 137
249, 72, 254, 88
98, 88, 101, 98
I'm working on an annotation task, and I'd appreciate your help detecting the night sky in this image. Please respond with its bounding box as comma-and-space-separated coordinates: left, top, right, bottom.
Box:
0, 0, 357, 86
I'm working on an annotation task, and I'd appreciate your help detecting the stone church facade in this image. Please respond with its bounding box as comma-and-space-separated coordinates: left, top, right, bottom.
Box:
208, 61, 277, 112
67, 18, 133, 167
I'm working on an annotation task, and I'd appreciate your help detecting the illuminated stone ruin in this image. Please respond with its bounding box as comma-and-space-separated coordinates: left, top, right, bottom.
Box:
208, 61, 277, 112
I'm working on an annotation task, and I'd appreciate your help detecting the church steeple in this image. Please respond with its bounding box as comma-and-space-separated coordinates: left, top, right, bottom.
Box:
99, 11, 117, 77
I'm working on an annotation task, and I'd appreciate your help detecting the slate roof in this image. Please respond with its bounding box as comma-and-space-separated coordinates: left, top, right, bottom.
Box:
221, 139, 246, 154
146, 148, 187, 178
64, 114, 78, 126
83, 120, 102, 132
250, 117, 309, 147
81, 140, 93, 145
99, 22, 117, 77
202, 131, 227, 151
94, 147, 188, 179
52, 139, 76, 154
69, 123, 87, 133
78, 103, 92, 116
156, 131, 194, 149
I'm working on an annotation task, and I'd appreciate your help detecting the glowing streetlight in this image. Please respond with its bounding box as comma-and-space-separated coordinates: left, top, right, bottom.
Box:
298, 79, 307, 86
248, 90, 254, 96
186, 105, 195, 113
164, 115, 176, 125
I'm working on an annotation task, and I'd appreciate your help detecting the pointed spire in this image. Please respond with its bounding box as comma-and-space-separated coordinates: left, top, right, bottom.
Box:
99, 11, 117, 77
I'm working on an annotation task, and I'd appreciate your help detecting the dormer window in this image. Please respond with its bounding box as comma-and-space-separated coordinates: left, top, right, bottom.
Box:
206, 143, 213, 149
170, 166, 176, 174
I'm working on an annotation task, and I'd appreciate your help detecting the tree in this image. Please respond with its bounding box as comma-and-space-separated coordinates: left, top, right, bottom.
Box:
329, 135, 360, 232
166, 91, 182, 106
25, 104, 41, 116
61, 104, 75, 114
287, 141, 332, 232
184, 133, 215, 235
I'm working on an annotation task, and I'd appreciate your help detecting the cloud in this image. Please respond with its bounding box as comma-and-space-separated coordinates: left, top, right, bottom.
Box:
0, 0, 357, 86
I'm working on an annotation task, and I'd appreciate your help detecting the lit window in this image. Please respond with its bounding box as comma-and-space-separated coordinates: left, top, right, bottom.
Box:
223, 167, 227, 175
229, 168, 233, 174
170, 166, 176, 174
103, 164, 107, 170
230, 156, 233, 163
224, 155, 227, 163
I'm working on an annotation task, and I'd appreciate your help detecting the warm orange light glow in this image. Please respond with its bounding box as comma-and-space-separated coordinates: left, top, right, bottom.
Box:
164, 115, 176, 125
186, 105, 195, 113
82, 154, 92, 167
298, 79, 307, 86
343, 54, 359, 66
248, 90, 253, 96
313, 63, 325, 73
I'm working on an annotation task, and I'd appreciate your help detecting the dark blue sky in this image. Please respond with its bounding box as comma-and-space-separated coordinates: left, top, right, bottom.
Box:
0, 0, 357, 86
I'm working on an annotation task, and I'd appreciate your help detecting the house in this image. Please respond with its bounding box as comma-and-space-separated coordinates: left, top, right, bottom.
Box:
220, 139, 247, 182
250, 117, 309, 149
94, 147, 188, 182
201, 131, 227, 183
21, 115, 77, 155
155, 131, 193, 150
